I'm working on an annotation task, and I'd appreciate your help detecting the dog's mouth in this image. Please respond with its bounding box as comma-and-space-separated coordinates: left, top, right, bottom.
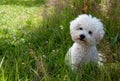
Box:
77, 38, 85, 41
77, 38, 88, 43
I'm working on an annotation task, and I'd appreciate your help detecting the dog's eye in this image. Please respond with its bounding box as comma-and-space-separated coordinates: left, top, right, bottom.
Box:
79, 28, 83, 30
88, 31, 92, 35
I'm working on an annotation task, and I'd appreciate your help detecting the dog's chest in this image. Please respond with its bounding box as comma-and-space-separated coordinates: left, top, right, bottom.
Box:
71, 44, 98, 63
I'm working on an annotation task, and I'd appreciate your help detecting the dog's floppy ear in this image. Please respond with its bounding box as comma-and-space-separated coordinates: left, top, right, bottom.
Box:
95, 29, 105, 44
70, 20, 73, 27
70, 20, 76, 27
92, 17, 105, 44
70, 19, 77, 30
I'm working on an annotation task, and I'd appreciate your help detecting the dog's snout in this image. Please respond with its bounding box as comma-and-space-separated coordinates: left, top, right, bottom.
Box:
80, 34, 85, 40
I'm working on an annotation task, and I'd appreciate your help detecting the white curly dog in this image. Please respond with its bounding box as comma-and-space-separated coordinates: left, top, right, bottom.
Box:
65, 14, 105, 71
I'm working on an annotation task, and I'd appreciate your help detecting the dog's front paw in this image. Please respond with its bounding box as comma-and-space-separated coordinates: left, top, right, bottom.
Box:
98, 52, 106, 66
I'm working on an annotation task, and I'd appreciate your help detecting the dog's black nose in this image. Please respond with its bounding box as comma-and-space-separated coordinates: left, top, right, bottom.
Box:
80, 34, 85, 40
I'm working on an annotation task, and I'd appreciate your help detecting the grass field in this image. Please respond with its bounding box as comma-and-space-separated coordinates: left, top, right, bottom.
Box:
0, 0, 120, 81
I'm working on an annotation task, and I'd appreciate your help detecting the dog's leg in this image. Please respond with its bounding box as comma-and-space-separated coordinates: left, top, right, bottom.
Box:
98, 52, 106, 66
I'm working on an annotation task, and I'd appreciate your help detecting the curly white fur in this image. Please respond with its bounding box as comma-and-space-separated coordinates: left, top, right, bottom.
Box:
65, 14, 105, 71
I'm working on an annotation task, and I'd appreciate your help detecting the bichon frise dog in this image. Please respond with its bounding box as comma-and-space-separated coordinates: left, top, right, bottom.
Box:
65, 14, 105, 71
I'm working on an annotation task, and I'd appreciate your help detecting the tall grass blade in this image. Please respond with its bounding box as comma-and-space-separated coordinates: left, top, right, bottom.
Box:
110, 33, 119, 47
0, 54, 6, 68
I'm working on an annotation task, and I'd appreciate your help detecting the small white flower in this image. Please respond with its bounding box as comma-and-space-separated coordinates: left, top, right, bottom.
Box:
28, 42, 31, 45
60, 25, 64, 30
45, 41, 48, 44
22, 62, 25, 65
52, 50, 55, 52
42, 55, 47, 59
56, 49, 59, 52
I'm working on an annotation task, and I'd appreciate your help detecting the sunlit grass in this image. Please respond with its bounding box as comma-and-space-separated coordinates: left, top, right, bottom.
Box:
0, 1, 45, 80
0, 5, 42, 39
0, 5, 45, 60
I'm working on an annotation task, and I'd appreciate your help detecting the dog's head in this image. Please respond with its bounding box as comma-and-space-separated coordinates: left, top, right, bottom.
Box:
70, 14, 105, 46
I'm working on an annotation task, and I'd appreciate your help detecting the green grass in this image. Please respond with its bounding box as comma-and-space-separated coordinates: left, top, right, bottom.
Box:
0, 0, 45, 80
0, 0, 120, 81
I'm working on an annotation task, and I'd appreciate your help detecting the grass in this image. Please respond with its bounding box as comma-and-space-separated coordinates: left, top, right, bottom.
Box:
0, 0, 120, 81
0, 0, 45, 80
